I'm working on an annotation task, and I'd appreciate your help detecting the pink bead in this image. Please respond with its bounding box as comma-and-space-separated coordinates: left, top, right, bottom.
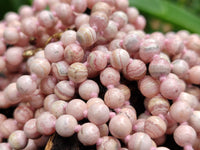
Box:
98, 124, 109, 137
34, 108, 46, 118
104, 88, 125, 109
126, 7, 139, 24
68, 62, 88, 83
64, 43, 84, 64
23, 139, 37, 150
36, 112, 56, 135
181, 50, 198, 67
149, 57, 171, 79
19, 5, 34, 19
109, 39, 122, 51
185, 34, 200, 54
173, 124, 196, 148
120, 24, 135, 33
40, 75, 57, 95
171, 59, 189, 78
5, 47, 23, 66
123, 59, 147, 80
50, 100, 67, 118
134, 15, 146, 30
97, 136, 121, 150
5, 12, 19, 23
65, 99, 87, 120
55, 114, 78, 137
103, 20, 118, 40
30, 58, 51, 78
33, 135, 49, 147
164, 36, 184, 56
118, 107, 137, 125
188, 111, 200, 133
139, 39, 160, 63
116, 84, 131, 101
8, 130, 28, 150
54, 80, 75, 101
148, 95, 170, 116
76, 25, 97, 47
23, 119, 41, 139
38, 10, 57, 29
87, 103, 110, 125
154, 135, 166, 146
150, 32, 165, 50
169, 101, 193, 123
14, 105, 34, 124
0, 119, 18, 138
71, 0, 87, 13
156, 147, 170, 150
160, 77, 183, 100
75, 14, 90, 29
52, 61, 69, 80
21, 17, 38, 37
186, 85, 200, 100
33, 0, 47, 11
115, 0, 129, 11
86, 97, 104, 108
3, 27, 19, 44
0, 143, 12, 150
78, 123, 100, 145
89, 11, 109, 32
87, 50, 108, 71
144, 116, 167, 138
78, 80, 99, 100
133, 119, 145, 132
3, 83, 21, 104
44, 42, 64, 63
87, 0, 100, 9
109, 114, 132, 139
60, 30, 77, 47
128, 132, 153, 150
92, 2, 112, 16
0, 114, 6, 125
110, 11, 128, 29
0, 92, 11, 109
43, 94, 58, 111
16, 75, 37, 95
189, 65, 200, 84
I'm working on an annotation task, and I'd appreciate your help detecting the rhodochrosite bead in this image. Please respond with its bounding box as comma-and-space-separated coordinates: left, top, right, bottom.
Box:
50, 100, 67, 118
86, 97, 104, 108
3, 27, 19, 45
188, 111, 200, 133
71, 0, 87, 13
188, 65, 200, 84
110, 11, 128, 29
38, 10, 57, 29
60, 30, 77, 47
171, 59, 189, 78
75, 14, 90, 29
76, 25, 97, 47
5, 47, 23, 66
96, 136, 121, 150
51, 61, 69, 80
116, 84, 131, 101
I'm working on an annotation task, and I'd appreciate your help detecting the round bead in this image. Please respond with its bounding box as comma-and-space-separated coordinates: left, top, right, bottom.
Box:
76, 25, 97, 47
104, 88, 125, 109
144, 116, 167, 138
5, 47, 23, 66
43, 94, 58, 111
60, 30, 76, 47
75, 14, 90, 29
110, 11, 128, 29
54, 80, 75, 101
87, 97, 105, 109
116, 84, 131, 101
71, 0, 87, 13
126, 7, 139, 24
50, 100, 67, 118
78, 123, 100, 146
0, 143, 12, 150
92, 2, 112, 16
98, 124, 109, 137
21, 17, 38, 37
189, 65, 200, 84
96, 136, 121, 150
40, 76, 57, 95
118, 107, 137, 125
23, 119, 41, 139
52, 61, 69, 80
171, 59, 189, 78
8, 130, 28, 150
55, 115, 78, 137
188, 111, 200, 133
68, 62, 88, 83
0, 119, 18, 138
109, 115, 132, 139
181, 50, 198, 67
3, 27, 19, 44
38, 10, 57, 28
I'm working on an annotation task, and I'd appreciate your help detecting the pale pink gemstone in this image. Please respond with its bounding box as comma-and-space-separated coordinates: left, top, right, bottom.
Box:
147, 95, 170, 116
100, 67, 120, 87
78, 80, 99, 100
139, 39, 160, 63
3, 27, 19, 45
40, 76, 57, 95
55, 115, 78, 137
14, 105, 33, 124
139, 75, 160, 98
89, 11, 109, 32
43, 94, 58, 111
19, 5, 34, 19
126, 7, 139, 24
110, 11, 128, 29
0, 114, 6, 125
0, 92, 11, 109
173, 124, 196, 148
76, 25, 97, 47
34, 108, 46, 118
60, 30, 76, 47
118, 107, 137, 125
169, 101, 193, 123
71, 0, 87, 13
87, 0, 99, 9
75, 14, 90, 30
5, 12, 19, 23
144, 116, 167, 138
50, 100, 67, 118
0, 119, 19, 138
65, 99, 87, 120
156, 147, 170, 150
5, 47, 23, 66
150, 32, 165, 50
30, 58, 51, 78
3, 83, 21, 104
33, 0, 47, 11
123, 59, 146, 81
38, 10, 57, 29
98, 124, 109, 137
181, 50, 198, 67
188, 111, 200, 133
8, 130, 28, 150
54, 80, 75, 101
52, 61, 69, 80
21, 17, 38, 37
86, 97, 105, 108
78, 123, 100, 145
109, 114, 132, 139
92, 2, 112, 16
87, 65, 99, 78
23, 119, 41, 139
185, 34, 200, 54
128, 132, 153, 150
134, 15, 146, 30
116, 84, 131, 101
133, 119, 146, 132
154, 135, 166, 146
103, 20, 118, 40
96, 136, 121, 150
36, 112, 56, 135
87, 50, 107, 71
23, 139, 38, 150
109, 39, 122, 51
172, 59, 189, 78
189, 65, 200, 84
120, 24, 135, 33
0, 143, 12, 150
87, 103, 110, 125
16, 75, 37, 95
110, 48, 130, 70
104, 88, 125, 109
64, 43, 84, 64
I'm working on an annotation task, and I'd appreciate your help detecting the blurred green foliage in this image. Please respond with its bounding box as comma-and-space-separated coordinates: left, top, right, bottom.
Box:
0, 0, 199, 34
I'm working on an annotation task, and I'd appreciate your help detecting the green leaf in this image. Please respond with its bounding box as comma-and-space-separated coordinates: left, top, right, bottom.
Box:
129, 0, 200, 34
